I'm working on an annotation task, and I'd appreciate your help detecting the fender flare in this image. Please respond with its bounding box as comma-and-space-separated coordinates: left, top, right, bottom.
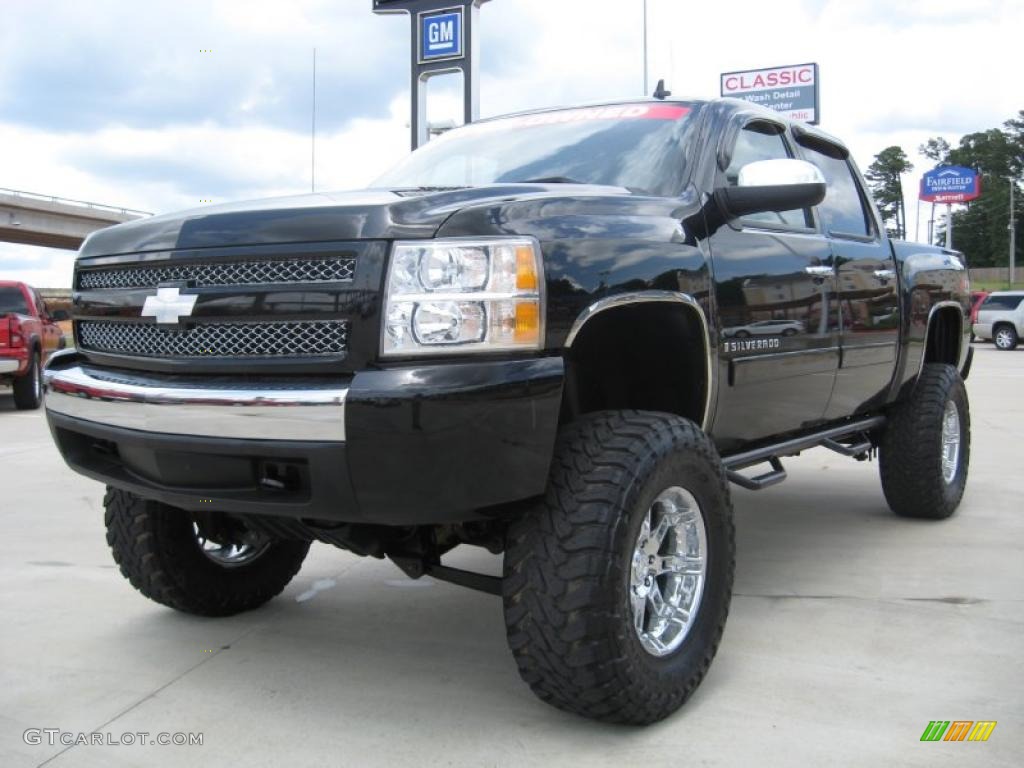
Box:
919, 300, 968, 378
563, 290, 714, 430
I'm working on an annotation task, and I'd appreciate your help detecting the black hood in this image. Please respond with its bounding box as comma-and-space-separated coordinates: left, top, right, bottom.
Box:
79, 184, 632, 257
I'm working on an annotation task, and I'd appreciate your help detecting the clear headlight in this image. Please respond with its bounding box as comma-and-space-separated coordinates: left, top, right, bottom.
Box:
381, 237, 544, 357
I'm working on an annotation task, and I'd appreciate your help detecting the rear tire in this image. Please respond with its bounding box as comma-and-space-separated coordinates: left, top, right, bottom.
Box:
104, 488, 310, 616
993, 324, 1018, 350
502, 411, 735, 724
879, 364, 969, 519
12, 351, 42, 410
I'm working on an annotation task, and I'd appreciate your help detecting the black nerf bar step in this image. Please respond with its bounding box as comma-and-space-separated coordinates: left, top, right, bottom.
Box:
726, 456, 787, 491
721, 415, 886, 491
821, 437, 873, 458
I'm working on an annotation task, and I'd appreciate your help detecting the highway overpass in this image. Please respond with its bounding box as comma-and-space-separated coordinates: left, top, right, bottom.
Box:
1, 188, 149, 250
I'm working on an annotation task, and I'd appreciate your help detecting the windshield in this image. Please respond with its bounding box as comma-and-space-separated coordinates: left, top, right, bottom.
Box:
374, 102, 700, 197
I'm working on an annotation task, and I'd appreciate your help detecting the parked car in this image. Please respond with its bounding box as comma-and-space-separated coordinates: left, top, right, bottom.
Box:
0, 280, 67, 409
724, 319, 806, 338
43, 97, 971, 724
973, 290, 1024, 350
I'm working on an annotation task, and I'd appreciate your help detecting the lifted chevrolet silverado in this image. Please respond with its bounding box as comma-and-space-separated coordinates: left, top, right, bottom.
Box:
44, 98, 971, 724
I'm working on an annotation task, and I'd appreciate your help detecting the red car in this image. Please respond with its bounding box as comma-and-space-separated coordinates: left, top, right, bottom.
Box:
0, 280, 67, 409
970, 291, 990, 341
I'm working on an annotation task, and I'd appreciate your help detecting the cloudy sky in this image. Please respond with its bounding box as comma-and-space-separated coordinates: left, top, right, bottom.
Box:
1, 0, 1020, 287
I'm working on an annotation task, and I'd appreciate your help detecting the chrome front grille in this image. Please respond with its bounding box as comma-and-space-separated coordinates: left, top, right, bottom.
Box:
78, 257, 356, 290
78, 320, 350, 358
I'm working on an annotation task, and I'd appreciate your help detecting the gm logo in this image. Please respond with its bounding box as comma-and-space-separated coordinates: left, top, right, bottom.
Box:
419, 8, 463, 62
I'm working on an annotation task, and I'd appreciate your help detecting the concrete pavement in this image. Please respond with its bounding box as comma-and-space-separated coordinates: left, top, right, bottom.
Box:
1, 345, 1021, 767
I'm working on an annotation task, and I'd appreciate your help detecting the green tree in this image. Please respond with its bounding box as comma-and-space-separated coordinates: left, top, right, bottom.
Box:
918, 137, 950, 164
865, 146, 913, 239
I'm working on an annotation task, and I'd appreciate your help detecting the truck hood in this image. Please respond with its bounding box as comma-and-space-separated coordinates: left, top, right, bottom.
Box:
79, 184, 631, 258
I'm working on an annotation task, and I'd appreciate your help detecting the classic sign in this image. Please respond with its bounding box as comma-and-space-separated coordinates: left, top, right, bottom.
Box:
720, 63, 819, 124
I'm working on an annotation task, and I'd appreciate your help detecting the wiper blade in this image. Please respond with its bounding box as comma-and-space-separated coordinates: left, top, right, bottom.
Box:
517, 176, 587, 184
389, 185, 469, 197
392, 185, 468, 193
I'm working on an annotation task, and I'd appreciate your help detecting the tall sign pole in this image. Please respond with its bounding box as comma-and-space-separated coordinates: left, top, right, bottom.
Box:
947, 204, 953, 251
373, 0, 491, 150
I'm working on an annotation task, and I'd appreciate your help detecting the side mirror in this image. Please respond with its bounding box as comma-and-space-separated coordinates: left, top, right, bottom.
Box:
51, 309, 71, 321
716, 158, 826, 219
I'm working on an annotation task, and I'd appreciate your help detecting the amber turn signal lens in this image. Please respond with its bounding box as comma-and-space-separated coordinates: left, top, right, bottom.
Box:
514, 301, 540, 344
516, 246, 539, 291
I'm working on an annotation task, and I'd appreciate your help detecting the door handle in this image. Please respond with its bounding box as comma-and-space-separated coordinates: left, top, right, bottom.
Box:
805, 265, 834, 277
874, 269, 896, 281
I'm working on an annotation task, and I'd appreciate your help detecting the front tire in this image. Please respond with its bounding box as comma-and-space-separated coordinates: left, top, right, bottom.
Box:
104, 488, 310, 616
879, 364, 970, 519
12, 351, 42, 410
502, 411, 735, 724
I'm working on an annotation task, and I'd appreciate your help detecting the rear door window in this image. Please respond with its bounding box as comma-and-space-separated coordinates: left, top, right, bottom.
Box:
802, 147, 874, 238
981, 294, 1024, 310
0, 287, 30, 314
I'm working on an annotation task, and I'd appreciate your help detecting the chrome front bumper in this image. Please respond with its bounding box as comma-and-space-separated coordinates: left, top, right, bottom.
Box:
43, 363, 348, 442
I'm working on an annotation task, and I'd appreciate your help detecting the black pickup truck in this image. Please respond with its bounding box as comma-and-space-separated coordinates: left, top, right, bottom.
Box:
44, 98, 972, 724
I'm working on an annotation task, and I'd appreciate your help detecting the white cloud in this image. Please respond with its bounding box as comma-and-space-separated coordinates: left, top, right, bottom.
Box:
0, 242, 76, 290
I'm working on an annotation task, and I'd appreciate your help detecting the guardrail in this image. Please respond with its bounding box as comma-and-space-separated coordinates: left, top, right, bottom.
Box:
0, 187, 151, 217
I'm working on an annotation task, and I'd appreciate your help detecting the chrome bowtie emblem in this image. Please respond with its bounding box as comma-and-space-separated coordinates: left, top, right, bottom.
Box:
141, 286, 198, 325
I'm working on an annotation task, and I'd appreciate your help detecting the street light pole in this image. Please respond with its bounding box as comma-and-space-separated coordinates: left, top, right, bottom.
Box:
1010, 177, 1017, 286
642, 0, 648, 96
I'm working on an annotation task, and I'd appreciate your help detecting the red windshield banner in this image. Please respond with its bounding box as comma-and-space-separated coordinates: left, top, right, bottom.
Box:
514, 104, 690, 127
438, 103, 691, 143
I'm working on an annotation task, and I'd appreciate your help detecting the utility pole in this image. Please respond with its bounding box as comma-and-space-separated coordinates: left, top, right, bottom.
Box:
642, 0, 648, 96
1011, 177, 1017, 286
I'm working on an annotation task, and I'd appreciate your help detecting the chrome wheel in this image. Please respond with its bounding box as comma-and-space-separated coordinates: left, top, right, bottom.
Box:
941, 400, 961, 484
193, 523, 270, 567
994, 328, 1015, 349
630, 486, 707, 657
32, 357, 42, 399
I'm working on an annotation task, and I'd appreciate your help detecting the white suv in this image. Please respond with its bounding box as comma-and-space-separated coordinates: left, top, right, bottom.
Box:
973, 291, 1024, 350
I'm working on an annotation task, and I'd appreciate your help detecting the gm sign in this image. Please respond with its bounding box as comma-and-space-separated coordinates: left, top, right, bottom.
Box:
419, 8, 463, 63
